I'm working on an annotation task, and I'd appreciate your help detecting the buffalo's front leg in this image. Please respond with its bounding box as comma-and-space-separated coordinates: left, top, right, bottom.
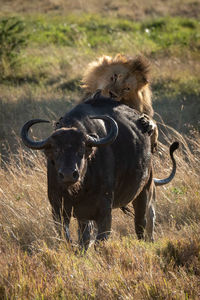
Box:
48, 161, 72, 242
51, 200, 72, 242
95, 196, 113, 243
78, 220, 92, 250
96, 211, 112, 242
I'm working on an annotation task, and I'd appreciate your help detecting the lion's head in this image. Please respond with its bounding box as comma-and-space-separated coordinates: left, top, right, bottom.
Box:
82, 54, 153, 117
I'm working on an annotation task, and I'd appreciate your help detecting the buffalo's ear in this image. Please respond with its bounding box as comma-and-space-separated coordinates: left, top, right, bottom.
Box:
85, 133, 98, 158
88, 133, 99, 139
86, 133, 99, 147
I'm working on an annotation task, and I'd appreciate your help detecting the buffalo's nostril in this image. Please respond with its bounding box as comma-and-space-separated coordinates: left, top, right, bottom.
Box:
58, 171, 64, 180
73, 170, 79, 180
58, 169, 79, 183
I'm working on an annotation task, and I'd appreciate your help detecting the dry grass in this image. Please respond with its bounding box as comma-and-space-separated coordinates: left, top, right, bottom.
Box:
0, 128, 200, 298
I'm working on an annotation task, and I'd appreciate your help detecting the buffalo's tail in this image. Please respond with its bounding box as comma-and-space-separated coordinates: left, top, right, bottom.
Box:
154, 141, 179, 186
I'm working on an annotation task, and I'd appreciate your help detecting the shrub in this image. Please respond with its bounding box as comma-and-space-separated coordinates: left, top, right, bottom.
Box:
0, 17, 28, 79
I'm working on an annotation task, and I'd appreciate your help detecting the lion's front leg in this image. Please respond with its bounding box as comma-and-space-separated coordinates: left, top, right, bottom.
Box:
138, 114, 158, 153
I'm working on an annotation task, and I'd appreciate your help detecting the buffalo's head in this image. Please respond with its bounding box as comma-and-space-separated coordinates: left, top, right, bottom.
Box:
21, 116, 118, 187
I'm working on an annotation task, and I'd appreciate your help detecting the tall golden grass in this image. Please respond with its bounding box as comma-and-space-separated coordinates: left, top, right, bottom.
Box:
0, 123, 199, 298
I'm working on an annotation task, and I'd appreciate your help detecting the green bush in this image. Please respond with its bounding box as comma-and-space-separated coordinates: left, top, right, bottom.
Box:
0, 17, 28, 79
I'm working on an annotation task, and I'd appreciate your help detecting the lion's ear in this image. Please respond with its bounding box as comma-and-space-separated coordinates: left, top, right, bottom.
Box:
114, 53, 127, 63
131, 56, 150, 76
142, 76, 149, 85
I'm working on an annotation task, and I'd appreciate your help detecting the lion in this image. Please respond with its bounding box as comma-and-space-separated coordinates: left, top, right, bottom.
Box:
81, 54, 158, 152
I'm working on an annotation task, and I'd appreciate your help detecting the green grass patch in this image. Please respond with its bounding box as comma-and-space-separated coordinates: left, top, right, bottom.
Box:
153, 77, 200, 98
141, 17, 200, 52
2, 14, 200, 51
0, 14, 199, 87
29, 15, 200, 52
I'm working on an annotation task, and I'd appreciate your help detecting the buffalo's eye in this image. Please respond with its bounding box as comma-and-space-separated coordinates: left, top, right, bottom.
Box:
51, 160, 55, 166
54, 148, 60, 156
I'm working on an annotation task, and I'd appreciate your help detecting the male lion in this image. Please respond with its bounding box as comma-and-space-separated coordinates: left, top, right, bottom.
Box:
81, 54, 158, 152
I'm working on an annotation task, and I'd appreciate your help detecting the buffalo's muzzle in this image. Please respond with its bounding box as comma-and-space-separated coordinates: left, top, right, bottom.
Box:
58, 168, 79, 184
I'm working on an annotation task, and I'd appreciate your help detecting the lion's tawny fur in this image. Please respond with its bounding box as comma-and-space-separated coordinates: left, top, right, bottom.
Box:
82, 54, 158, 151
82, 54, 153, 117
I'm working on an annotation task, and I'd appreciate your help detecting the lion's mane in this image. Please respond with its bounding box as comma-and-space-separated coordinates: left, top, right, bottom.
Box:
82, 54, 153, 117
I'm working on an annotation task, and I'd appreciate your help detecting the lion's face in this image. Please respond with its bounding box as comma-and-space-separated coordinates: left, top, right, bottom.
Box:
98, 65, 149, 103
82, 54, 153, 116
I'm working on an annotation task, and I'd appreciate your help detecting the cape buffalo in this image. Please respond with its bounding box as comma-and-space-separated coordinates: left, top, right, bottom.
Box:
21, 95, 178, 249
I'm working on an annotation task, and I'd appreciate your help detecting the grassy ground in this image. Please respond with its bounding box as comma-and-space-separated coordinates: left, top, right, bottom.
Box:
0, 1, 200, 299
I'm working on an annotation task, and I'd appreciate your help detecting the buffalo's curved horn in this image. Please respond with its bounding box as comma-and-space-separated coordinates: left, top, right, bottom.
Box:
154, 141, 179, 186
21, 119, 50, 150
86, 115, 118, 147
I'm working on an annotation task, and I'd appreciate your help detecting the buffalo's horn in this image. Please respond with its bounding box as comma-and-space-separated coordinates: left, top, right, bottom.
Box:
86, 115, 118, 147
21, 119, 50, 150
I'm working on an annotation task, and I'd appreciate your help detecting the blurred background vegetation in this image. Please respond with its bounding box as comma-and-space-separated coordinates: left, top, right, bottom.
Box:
0, 2, 199, 159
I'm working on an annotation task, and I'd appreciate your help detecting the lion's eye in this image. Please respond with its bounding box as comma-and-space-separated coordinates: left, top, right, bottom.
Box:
123, 87, 130, 91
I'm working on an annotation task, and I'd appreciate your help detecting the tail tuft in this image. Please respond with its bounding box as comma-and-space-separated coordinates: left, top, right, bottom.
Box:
170, 141, 179, 156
